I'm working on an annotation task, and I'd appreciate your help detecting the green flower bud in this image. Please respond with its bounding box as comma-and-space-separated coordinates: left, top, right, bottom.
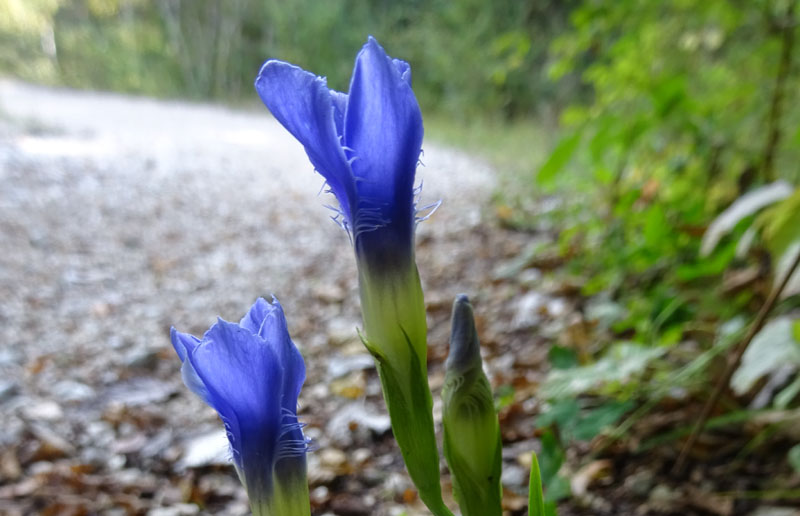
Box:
442, 295, 503, 516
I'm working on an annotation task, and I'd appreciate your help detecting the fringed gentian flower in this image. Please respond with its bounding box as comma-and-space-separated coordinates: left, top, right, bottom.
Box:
255, 38, 451, 516
171, 297, 310, 516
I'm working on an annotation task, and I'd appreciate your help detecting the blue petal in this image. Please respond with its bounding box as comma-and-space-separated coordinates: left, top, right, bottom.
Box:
330, 89, 348, 140
245, 298, 308, 462
238, 297, 271, 335
344, 37, 423, 236
170, 327, 200, 361
171, 328, 212, 403
392, 58, 412, 86
179, 359, 211, 405
255, 61, 356, 220
190, 319, 284, 468
257, 299, 306, 416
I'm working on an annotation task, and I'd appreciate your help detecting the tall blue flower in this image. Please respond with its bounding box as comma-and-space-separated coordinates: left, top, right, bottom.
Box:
171, 297, 309, 516
254, 36, 423, 275
255, 38, 452, 516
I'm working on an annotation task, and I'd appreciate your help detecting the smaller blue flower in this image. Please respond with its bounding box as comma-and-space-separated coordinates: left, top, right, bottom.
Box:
171, 297, 308, 512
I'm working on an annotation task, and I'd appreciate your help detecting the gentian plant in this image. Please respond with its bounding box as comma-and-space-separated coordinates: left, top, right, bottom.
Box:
255, 37, 448, 516
172, 36, 548, 516
171, 297, 310, 516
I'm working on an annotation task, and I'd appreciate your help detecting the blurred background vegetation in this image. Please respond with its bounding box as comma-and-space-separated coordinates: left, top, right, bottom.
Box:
0, 0, 577, 116
3, 0, 800, 511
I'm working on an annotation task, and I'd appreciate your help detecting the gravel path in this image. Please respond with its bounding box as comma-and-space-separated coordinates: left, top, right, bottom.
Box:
1, 80, 546, 516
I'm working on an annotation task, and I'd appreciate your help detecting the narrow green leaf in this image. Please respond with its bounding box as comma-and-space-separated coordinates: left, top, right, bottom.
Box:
371, 338, 454, 516
528, 452, 546, 516
774, 374, 800, 409
536, 131, 581, 185
538, 430, 564, 485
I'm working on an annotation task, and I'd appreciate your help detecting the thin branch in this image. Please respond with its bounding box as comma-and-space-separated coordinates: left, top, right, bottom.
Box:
673, 248, 800, 475
761, 1, 796, 182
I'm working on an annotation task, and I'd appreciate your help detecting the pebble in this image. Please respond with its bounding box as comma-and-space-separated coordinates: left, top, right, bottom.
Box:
326, 318, 362, 347
51, 380, 95, 402
21, 400, 64, 421
327, 353, 374, 379
326, 403, 391, 447
511, 291, 548, 329
319, 447, 348, 470
146, 505, 200, 516
0, 380, 19, 402
501, 464, 528, 487
27, 423, 75, 461
330, 493, 373, 516
351, 448, 372, 465
310, 485, 329, 504
176, 430, 229, 470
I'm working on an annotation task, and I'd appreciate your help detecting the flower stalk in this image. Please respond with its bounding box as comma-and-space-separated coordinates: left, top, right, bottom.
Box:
255, 37, 452, 516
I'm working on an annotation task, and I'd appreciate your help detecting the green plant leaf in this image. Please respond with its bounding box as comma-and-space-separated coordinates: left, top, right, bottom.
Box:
774, 242, 800, 299
548, 345, 579, 370
571, 401, 634, 441
541, 343, 665, 399
757, 189, 800, 259
528, 452, 546, 516
536, 399, 580, 429
538, 430, 564, 486
536, 131, 581, 185
367, 337, 454, 516
774, 375, 800, 409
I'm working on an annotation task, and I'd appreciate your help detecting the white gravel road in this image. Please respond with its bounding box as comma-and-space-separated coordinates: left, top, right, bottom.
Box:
0, 78, 494, 356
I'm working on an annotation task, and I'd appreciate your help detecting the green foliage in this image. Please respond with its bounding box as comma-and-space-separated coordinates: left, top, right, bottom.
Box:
758, 188, 800, 258
527, 452, 546, 516
537, 399, 634, 442
0, 0, 578, 117
536, 131, 581, 185
527, 0, 800, 505
531, 0, 800, 373
538, 430, 570, 504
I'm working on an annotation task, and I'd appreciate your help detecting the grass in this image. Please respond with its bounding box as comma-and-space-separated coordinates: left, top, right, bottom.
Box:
425, 113, 554, 192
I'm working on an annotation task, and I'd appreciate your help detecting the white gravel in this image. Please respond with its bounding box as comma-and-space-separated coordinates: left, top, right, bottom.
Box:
0, 78, 494, 359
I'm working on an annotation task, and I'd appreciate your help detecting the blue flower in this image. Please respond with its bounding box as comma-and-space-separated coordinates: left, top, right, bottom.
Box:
255, 39, 452, 516
255, 36, 424, 272
171, 297, 309, 515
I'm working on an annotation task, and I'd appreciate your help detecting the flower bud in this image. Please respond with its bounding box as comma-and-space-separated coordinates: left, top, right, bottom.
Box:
442, 295, 502, 516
